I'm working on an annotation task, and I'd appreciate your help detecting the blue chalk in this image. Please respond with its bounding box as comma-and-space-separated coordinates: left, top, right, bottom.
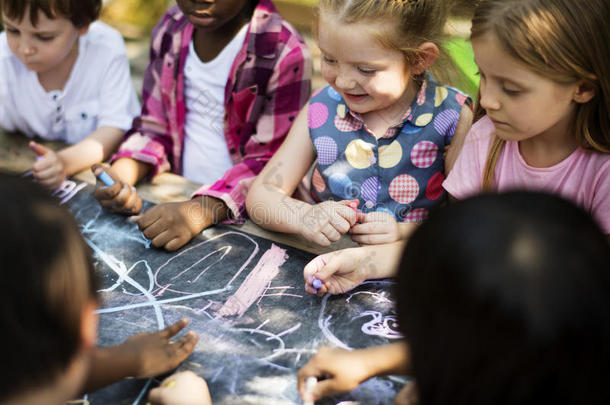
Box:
312, 277, 323, 290
97, 171, 115, 187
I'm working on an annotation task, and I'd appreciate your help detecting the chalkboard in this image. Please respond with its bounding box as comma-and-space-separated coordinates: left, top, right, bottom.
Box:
57, 181, 405, 405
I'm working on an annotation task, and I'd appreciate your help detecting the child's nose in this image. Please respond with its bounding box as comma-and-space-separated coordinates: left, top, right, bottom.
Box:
20, 39, 36, 56
479, 82, 500, 111
334, 70, 356, 90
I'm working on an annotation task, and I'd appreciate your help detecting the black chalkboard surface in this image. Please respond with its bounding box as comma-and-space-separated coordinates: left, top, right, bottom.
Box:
60, 182, 404, 405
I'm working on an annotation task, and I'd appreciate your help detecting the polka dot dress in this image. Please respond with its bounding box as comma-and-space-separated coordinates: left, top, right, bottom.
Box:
309, 74, 469, 222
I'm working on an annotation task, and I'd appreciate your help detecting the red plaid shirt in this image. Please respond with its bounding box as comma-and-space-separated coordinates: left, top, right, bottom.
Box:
113, 0, 311, 222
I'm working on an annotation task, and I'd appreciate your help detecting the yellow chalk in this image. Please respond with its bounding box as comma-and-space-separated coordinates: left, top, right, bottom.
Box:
162, 380, 176, 388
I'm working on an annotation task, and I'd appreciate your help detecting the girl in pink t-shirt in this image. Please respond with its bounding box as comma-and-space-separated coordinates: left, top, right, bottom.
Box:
444, 0, 610, 235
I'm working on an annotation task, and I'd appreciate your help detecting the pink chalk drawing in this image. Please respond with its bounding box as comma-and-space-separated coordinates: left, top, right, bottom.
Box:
217, 244, 288, 318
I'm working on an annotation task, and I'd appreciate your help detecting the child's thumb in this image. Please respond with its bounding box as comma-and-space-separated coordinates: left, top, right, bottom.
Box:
29, 141, 50, 157
91, 163, 106, 177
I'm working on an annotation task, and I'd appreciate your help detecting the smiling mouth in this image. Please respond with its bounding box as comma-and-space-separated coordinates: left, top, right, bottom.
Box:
345, 93, 367, 100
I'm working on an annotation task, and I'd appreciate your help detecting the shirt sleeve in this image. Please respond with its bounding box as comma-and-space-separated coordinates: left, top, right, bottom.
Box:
110, 15, 174, 176
591, 161, 610, 234
194, 42, 312, 223
98, 53, 141, 130
443, 117, 494, 199
0, 61, 15, 132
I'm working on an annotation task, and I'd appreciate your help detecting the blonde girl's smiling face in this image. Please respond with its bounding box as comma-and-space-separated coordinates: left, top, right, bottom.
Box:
2, 8, 85, 74
317, 14, 414, 119
472, 32, 583, 144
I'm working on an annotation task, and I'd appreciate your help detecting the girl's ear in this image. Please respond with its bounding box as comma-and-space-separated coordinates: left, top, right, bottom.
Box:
573, 81, 596, 104
80, 300, 98, 350
411, 42, 439, 75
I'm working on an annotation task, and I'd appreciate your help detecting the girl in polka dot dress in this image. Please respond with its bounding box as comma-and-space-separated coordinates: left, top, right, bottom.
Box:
247, 0, 473, 247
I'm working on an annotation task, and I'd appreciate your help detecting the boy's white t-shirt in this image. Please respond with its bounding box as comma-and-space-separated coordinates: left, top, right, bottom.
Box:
181, 23, 249, 185
0, 21, 140, 144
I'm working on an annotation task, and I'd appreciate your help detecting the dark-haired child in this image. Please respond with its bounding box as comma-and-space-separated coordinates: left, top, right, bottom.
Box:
0, 0, 140, 190
298, 192, 610, 405
0, 172, 197, 405
93, 0, 311, 252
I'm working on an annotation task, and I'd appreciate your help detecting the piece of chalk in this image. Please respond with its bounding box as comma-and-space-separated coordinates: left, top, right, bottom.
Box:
312, 277, 322, 290
163, 380, 176, 388
304, 376, 317, 405
97, 171, 115, 187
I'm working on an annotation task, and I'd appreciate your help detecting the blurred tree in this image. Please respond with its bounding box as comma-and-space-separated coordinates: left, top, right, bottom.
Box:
101, 0, 174, 38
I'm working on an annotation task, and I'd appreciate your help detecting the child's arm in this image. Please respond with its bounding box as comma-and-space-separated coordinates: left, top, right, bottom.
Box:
246, 105, 357, 246
148, 371, 212, 405
303, 242, 405, 295
445, 105, 474, 174
29, 126, 125, 189
297, 342, 411, 402
81, 319, 198, 395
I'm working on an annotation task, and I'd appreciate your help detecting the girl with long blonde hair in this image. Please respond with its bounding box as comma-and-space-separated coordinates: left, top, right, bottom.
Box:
444, 0, 610, 236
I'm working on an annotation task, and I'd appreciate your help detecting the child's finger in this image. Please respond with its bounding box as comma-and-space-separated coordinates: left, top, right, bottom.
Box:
136, 206, 163, 229
173, 330, 199, 357
336, 204, 358, 226
151, 230, 176, 249
349, 223, 373, 234
315, 255, 343, 281
160, 318, 190, 339
164, 236, 189, 252
121, 187, 142, 214
147, 386, 169, 404
93, 180, 122, 201
313, 378, 342, 400
351, 233, 390, 245
303, 254, 328, 281
309, 231, 332, 247
140, 216, 168, 240
28, 141, 51, 157
321, 222, 341, 242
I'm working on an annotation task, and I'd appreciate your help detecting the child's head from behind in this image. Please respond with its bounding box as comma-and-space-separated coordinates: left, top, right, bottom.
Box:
0, 172, 98, 401
471, 0, 610, 152
396, 191, 610, 405
1, 0, 101, 74
315, 0, 449, 116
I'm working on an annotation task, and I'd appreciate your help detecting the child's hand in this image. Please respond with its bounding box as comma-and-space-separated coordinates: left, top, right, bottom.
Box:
29, 141, 66, 189
303, 249, 368, 295
130, 197, 216, 252
350, 211, 401, 245
148, 371, 211, 405
297, 347, 370, 402
92, 164, 143, 215
299, 201, 358, 246
121, 318, 198, 379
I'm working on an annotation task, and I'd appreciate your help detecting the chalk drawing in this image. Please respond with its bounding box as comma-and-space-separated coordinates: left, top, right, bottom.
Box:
217, 244, 288, 318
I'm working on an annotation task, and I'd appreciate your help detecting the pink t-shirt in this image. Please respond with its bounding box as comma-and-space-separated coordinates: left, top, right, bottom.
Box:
443, 116, 610, 234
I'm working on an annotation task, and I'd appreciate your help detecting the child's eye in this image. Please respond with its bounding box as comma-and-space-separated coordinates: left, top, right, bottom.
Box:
5, 28, 19, 35
357, 67, 376, 75
322, 55, 336, 64
36, 35, 54, 41
502, 88, 521, 96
